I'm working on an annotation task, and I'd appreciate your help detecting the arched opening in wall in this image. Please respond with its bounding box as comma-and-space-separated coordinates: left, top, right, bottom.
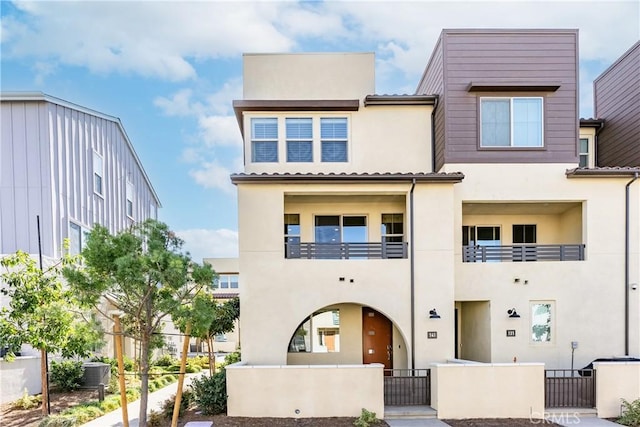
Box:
286, 302, 408, 369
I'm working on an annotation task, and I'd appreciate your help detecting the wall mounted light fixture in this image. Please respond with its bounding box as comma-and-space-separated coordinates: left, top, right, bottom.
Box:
508, 308, 521, 318
429, 309, 441, 319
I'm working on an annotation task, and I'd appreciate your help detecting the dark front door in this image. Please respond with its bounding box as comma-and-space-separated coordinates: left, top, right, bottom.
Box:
362, 307, 393, 370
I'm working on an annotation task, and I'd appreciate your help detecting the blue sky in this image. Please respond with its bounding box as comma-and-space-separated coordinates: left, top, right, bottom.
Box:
1, 0, 638, 262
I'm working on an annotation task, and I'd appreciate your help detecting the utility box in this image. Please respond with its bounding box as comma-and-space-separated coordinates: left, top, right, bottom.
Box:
82, 362, 111, 387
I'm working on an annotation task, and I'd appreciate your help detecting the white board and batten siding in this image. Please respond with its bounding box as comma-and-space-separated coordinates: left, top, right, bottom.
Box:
1, 92, 161, 259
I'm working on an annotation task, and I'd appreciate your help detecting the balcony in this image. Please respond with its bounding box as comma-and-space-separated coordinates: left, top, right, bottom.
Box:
286, 242, 408, 260
463, 244, 585, 263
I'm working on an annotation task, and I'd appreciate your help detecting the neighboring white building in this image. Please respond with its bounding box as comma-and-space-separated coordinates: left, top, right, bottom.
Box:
0, 92, 161, 402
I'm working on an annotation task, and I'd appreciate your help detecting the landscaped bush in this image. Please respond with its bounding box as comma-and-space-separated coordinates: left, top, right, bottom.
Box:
38, 415, 76, 427
153, 354, 177, 367
147, 410, 164, 427
122, 355, 135, 372
189, 355, 210, 369
160, 389, 193, 419
50, 360, 84, 391
619, 398, 640, 426
224, 351, 241, 366
13, 389, 42, 409
191, 369, 227, 415
167, 361, 201, 374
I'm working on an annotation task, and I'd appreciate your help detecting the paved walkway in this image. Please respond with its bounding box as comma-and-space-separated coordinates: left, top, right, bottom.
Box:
80, 373, 202, 427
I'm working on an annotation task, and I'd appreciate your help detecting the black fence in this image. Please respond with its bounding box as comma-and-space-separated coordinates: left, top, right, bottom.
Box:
384, 369, 431, 406
463, 244, 585, 263
286, 242, 408, 259
545, 369, 596, 408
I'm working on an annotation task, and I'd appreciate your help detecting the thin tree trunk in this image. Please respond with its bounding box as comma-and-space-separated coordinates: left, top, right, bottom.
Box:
207, 336, 214, 376
138, 332, 150, 427
40, 348, 49, 416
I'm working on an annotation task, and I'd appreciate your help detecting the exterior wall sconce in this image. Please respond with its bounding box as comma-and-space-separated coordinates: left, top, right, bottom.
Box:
508, 308, 520, 318
429, 309, 441, 319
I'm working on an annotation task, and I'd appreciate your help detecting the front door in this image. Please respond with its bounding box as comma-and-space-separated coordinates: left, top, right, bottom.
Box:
362, 307, 393, 370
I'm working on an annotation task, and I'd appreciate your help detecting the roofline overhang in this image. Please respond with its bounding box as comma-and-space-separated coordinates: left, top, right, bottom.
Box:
232, 99, 360, 136
579, 118, 605, 128
230, 172, 465, 185
364, 95, 437, 106
566, 167, 640, 178
467, 81, 561, 92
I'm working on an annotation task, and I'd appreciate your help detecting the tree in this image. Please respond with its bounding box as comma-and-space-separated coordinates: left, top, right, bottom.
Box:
0, 251, 101, 415
63, 219, 215, 427
193, 296, 240, 375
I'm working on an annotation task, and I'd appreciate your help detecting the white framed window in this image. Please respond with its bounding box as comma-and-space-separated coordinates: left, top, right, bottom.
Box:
251, 118, 278, 162
214, 274, 239, 289
320, 117, 348, 162
579, 137, 591, 167
531, 301, 553, 344
126, 181, 134, 218
286, 118, 313, 162
93, 151, 104, 195
381, 214, 404, 243
480, 97, 543, 147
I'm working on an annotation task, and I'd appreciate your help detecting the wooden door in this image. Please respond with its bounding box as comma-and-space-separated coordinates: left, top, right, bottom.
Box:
362, 307, 393, 370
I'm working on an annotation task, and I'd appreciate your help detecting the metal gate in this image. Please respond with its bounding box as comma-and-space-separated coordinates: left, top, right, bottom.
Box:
384, 369, 431, 405
545, 369, 596, 408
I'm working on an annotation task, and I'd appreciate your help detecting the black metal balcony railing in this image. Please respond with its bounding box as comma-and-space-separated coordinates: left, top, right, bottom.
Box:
286, 242, 408, 259
463, 244, 585, 263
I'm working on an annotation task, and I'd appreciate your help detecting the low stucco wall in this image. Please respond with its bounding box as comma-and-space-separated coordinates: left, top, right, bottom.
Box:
595, 362, 640, 418
226, 363, 384, 418
0, 356, 41, 403
432, 362, 544, 419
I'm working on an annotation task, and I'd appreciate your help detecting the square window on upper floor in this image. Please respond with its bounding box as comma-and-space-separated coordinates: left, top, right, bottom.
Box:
251, 118, 278, 162
480, 97, 543, 148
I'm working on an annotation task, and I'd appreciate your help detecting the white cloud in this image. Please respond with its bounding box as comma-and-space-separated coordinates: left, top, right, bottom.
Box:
175, 228, 238, 262
189, 160, 238, 194
2, 1, 297, 81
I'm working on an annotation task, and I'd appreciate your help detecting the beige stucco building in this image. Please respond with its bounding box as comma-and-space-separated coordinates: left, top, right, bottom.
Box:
222, 30, 640, 419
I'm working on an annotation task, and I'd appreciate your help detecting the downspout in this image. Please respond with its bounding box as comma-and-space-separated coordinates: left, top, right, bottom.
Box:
625, 172, 638, 356
431, 96, 439, 173
410, 178, 416, 370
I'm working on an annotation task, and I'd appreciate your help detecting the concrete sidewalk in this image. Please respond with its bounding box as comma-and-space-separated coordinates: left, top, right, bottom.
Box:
80, 373, 202, 427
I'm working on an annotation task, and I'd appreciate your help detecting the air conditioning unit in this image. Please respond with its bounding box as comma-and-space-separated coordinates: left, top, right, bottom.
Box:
82, 362, 111, 387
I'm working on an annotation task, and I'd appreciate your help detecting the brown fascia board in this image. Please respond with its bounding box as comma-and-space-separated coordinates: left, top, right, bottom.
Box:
232, 99, 360, 136
566, 167, 640, 178
467, 81, 561, 92
230, 172, 465, 185
579, 118, 605, 128
364, 95, 437, 106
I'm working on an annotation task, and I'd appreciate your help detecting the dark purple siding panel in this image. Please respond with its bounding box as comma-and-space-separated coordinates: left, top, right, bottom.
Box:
417, 29, 579, 165
595, 41, 640, 167
417, 37, 445, 171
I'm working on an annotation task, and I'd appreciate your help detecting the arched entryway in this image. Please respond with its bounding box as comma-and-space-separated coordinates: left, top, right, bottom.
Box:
285, 302, 408, 369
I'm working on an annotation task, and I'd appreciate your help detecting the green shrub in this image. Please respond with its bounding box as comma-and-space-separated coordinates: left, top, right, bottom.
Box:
98, 396, 120, 412
148, 410, 164, 427
13, 389, 42, 410
122, 355, 135, 372
224, 351, 241, 366
153, 354, 177, 367
191, 370, 227, 415
189, 355, 210, 369
65, 405, 104, 424
50, 360, 84, 391
619, 398, 640, 426
354, 408, 379, 427
160, 389, 193, 419
38, 415, 76, 427
106, 374, 120, 394
126, 387, 140, 402
167, 362, 201, 374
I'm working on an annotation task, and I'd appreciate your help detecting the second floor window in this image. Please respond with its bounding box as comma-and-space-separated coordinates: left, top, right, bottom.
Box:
286, 118, 313, 162
480, 97, 543, 148
381, 214, 404, 243
93, 151, 103, 195
251, 118, 278, 162
126, 181, 134, 218
284, 214, 301, 257
579, 138, 589, 167
215, 274, 239, 289
513, 224, 536, 244
321, 118, 348, 162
